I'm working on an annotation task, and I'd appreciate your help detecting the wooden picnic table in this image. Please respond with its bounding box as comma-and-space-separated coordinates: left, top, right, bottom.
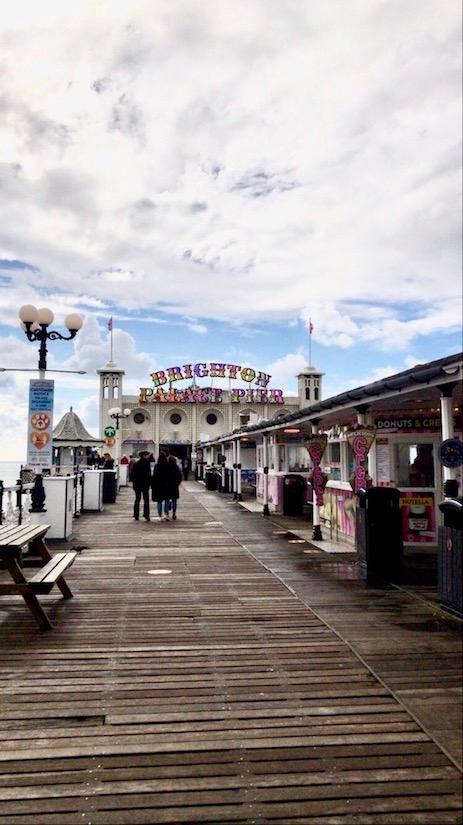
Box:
0, 523, 76, 630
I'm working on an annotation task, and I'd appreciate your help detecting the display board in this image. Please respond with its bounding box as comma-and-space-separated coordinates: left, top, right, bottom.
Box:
26, 379, 54, 470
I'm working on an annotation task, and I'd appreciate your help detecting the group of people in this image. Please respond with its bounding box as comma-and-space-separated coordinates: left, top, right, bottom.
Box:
130, 451, 183, 522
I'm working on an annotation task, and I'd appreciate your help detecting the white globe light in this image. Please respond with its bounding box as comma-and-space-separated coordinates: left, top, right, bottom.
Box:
123, 408, 131, 417
65, 313, 83, 331
19, 304, 38, 323
107, 407, 116, 416
37, 307, 54, 326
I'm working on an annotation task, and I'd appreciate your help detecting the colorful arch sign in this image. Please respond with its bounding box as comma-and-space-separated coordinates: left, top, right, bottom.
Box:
139, 362, 284, 404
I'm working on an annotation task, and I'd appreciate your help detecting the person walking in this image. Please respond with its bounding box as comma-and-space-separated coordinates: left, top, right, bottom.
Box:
151, 451, 170, 520
167, 454, 183, 520
131, 450, 152, 521
181, 456, 189, 481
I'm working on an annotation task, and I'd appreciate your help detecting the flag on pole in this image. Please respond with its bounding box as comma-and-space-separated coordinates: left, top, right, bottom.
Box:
308, 320, 314, 335
108, 317, 114, 361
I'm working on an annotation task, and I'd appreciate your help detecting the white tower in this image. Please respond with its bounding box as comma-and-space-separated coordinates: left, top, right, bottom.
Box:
297, 366, 324, 408
97, 361, 125, 438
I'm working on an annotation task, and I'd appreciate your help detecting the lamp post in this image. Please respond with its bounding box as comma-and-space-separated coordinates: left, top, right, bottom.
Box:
19, 305, 83, 377
18, 305, 84, 477
107, 407, 131, 464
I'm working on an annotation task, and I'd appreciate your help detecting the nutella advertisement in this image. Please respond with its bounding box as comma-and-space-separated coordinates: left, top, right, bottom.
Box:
400, 492, 436, 544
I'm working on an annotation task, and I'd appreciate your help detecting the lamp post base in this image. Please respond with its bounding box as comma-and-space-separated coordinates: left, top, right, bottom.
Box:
263, 504, 270, 516
312, 525, 323, 541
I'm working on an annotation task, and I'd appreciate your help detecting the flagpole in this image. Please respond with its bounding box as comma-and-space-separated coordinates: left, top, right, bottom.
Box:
308, 317, 312, 367
110, 325, 113, 362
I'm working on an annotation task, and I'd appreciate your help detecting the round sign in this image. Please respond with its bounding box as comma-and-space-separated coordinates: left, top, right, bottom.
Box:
105, 437, 116, 447
31, 412, 51, 430
438, 438, 463, 469
104, 425, 116, 438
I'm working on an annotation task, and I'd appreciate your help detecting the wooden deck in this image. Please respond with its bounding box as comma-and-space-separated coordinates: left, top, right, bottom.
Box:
0, 481, 461, 824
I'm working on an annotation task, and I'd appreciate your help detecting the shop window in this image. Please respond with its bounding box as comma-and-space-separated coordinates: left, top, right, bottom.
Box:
278, 446, 286, 472
329, 443, 341, 462
170, 412, 182, 425
347, 443, 354, 477
133, 412, 145, 424
396, 443, 434, 488
288, 446, 310, 472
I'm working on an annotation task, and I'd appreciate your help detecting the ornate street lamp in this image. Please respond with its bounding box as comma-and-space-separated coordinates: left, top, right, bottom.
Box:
19, 305, 83, 374
107, 407, 131, 430
107, 407, 131, 463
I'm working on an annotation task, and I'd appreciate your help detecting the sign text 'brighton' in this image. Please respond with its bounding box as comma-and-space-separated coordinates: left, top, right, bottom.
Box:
139, 362, 284, 404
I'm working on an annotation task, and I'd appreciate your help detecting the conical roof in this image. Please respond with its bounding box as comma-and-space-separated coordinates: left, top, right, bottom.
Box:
53, 407, 103, 445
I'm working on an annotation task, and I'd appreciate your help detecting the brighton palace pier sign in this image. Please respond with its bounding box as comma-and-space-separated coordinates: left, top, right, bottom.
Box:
139, 362, 284, 404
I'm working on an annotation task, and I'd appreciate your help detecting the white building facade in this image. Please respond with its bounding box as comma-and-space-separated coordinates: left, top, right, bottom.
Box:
97, 360, 323, 461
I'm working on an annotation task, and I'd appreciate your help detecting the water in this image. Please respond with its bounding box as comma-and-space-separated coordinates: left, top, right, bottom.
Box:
0, 461, 23, 487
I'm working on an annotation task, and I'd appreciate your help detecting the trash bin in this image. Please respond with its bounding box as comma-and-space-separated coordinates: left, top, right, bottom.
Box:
283, 474, 306, 516
356, 487, 403, 577
438, 495, 462, 619
222, 469, 231, 494
205, 469, 218, 491
102, 470, 117, 504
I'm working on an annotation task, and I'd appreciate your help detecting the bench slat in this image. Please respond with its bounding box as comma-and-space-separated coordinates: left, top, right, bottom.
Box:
28, 552, 77, 593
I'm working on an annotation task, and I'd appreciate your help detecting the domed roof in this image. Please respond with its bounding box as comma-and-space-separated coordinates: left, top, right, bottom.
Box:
53, 407, 103, 445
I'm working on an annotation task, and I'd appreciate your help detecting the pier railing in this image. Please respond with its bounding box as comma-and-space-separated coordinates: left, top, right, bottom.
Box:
0, 471, 87, 527
0, 480, 35, 527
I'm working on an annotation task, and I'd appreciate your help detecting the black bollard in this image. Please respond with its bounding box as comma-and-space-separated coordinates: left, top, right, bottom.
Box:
30, 474, 47, 512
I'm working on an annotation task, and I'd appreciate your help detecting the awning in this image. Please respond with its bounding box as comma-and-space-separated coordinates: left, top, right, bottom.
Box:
122, 439, 155, 445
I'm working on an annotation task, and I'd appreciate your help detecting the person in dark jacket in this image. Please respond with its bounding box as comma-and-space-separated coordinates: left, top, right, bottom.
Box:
151, 451, 170, 520
131, 451, 152, 521
167, 454, 182, 520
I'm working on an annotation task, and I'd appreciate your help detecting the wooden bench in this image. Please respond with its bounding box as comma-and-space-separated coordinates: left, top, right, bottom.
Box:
0, 523, 76, 630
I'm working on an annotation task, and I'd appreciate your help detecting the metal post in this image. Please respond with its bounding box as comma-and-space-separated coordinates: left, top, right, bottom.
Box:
236, 440, 242, 502
311, 423, 323, 541
262, 434, 270, 516
38, 327, 48, 371
232, 441, 237, 500
440, 386, 456, 483
0, 480, 3, 525
16, 478, 23, 526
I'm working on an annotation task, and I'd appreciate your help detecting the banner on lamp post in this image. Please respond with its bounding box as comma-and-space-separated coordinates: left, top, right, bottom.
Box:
346, 425, 375, 493
305, 434, 328, 506
26, 379, 54, 470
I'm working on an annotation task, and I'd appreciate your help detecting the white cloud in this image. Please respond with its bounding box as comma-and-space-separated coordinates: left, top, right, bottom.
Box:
64, 315, 153, 389
264, 351, 308, 394
0, 0, 459, 352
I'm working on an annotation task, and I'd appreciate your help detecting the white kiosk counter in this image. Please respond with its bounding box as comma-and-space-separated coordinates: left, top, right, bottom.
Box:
82, 469, 104, 511
30, 476, 74, 540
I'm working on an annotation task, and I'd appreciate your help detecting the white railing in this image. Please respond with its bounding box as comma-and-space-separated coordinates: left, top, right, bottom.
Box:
0, 481, 34, 527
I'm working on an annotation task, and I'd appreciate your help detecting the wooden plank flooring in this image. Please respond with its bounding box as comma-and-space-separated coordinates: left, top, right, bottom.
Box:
0, 482, 461, 824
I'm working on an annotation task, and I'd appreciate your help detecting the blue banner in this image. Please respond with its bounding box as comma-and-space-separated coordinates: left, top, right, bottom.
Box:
26, 379, 54, 469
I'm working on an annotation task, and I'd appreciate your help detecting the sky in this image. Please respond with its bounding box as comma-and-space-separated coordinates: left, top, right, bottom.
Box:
0, 0, 461, 461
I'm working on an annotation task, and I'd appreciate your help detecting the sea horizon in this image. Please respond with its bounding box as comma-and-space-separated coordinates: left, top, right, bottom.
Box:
0, 461, 24, 487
